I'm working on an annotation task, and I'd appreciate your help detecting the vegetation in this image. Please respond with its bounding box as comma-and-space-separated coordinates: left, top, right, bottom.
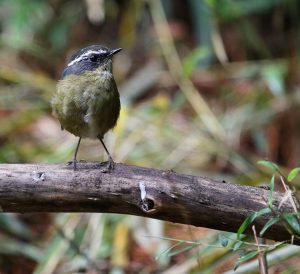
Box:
0, 0, 300, 272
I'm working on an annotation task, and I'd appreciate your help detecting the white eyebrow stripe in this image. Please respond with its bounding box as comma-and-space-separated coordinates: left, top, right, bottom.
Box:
67, 49, 106, 67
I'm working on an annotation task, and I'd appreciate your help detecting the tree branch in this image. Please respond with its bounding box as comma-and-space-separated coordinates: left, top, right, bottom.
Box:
0, 163, 297, 244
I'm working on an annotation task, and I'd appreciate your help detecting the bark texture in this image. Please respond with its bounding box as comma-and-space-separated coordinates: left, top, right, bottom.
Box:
0, 163, 297, 244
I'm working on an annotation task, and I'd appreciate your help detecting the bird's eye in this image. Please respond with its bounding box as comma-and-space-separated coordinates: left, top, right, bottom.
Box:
89, 55, 98, 62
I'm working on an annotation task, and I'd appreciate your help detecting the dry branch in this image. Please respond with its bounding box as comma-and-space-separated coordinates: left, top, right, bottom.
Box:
0, 162, 297, 244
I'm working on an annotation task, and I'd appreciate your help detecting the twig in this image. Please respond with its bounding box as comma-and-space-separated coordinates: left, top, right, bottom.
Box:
252, 225, 268, 274
279, 176, 299, 213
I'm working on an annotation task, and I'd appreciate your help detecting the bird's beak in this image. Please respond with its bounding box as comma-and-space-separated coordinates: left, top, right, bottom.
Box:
110, 48, 122, 56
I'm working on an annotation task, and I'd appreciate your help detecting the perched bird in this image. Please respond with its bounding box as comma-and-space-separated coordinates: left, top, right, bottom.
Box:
52, 45, 122, 171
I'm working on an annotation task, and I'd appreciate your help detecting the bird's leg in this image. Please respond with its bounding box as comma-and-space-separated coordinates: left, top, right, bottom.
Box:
98, 137, 115, 172
69, 137, 81, 170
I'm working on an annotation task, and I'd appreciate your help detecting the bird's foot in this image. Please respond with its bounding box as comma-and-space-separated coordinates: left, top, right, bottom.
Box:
67, 159, 86, 171
100, 157, 115, 173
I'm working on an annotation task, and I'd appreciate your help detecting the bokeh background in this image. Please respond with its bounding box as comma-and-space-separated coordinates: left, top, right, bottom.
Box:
1, 0, 300, 273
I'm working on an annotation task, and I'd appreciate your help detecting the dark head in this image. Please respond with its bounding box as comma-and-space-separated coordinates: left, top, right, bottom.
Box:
61, 45, 122, 79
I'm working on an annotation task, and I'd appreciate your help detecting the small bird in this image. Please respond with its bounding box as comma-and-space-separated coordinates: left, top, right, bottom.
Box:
52, 45, 122, 171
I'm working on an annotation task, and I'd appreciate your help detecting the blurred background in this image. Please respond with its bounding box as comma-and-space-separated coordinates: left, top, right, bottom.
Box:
1, 0, 300, 273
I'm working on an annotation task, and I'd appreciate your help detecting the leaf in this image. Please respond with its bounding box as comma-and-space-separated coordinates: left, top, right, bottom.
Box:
288, 167, 300, 182
167, 245, 196, 257
282, 214, 300, 234
234, 250, 258, 271
0, 234, 42, 261
257, 160, 279, 172
237, 207, 271, 239
0, 214, 32, 240
155, 242, 183, 260
259, 217, 280, 237
182, 47, 211, 77
233, 240, 243, 251
268, 175, 275, 208
237, 216, 253, 240
218, 234, 229, 247
257, 207, 272, 216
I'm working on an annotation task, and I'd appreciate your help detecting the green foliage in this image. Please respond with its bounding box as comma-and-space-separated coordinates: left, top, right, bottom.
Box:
218, 233, 229, 247
288, 167, 300, 182
1, 0, 300, 272
207, 0, 287, 21
282, 213, 300, 234
0, 0, 50, 48
0, 214, 32, 239
237, 207, 271, 240
268, 175, 275, 208
259, 217, 280, 237
0, 234, 42, 261
155, 239, 191, 260
232, 239, 244, 252
234, 162, 300, 270
234, 250, 258, 271
262, 64, 287, 97
0, 0, 82, 53
183, 47, 211, 77
257, 160, 279, 173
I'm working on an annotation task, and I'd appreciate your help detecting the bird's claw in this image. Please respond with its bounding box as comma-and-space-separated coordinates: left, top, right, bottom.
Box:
67, 160, 78, 171
100, 157, 115, 173
67, 159, 85, 170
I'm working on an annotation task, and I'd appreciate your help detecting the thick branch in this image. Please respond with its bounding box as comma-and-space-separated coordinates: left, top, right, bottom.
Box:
0, 163, 296, 244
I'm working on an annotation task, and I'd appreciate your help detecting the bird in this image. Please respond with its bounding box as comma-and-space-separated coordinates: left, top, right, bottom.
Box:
52, 45, 122, 171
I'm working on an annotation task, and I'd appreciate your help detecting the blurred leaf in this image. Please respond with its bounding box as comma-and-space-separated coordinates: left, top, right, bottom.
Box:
155, 242, 182, 260
183, 47, 211, 77
0, 0, 50, 48
268, 175, 275, 208
33, 213, 81, 274
233, 240, 244, 251
33, 231, 67, 274
259, 216, 280, 237
167, 244, 195, 257
0, 234, 41, 261
282, 213, 300, 234
218, 233, 229, 247
208, 0, 287, 21
288, 167, 300, 182
0, 214, 32, 239
234, 250, 258, 271
262, 65, 286, 97
242, 19, 271, 58
257, 160, 279, 173
237, 207, 271, 239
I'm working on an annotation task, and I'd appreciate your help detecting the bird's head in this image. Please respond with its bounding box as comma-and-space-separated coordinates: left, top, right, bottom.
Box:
61, 45, 122, 79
